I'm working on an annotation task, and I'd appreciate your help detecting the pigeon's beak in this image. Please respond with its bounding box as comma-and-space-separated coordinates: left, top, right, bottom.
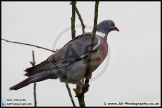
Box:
114, 26, 119, 32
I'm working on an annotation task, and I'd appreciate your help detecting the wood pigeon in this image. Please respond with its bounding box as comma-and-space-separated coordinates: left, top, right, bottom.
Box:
10, 20, 119, 90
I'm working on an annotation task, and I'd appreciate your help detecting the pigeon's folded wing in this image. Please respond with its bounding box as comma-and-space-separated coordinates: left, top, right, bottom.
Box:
24, 33, 100, 76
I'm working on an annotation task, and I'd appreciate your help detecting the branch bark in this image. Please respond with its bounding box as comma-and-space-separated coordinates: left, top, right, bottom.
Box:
1, 38, 55, 52
65, 83, 76, 107
75, 6, 85, 33
30, 50, 37, 107
71, 1, 76, 39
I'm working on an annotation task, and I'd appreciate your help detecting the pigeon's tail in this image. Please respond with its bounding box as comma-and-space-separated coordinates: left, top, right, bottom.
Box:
9, 77, 34, 90
9, 72, 51, 90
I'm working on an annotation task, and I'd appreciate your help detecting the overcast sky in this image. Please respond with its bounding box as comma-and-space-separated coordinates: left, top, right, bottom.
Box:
2, 1, 160, 107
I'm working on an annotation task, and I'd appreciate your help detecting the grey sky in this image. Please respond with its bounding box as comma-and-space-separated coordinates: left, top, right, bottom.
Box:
2, 1, 160, 107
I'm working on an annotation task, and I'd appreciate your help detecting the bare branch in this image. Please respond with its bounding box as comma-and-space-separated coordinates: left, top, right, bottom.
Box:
71, 1, 76, 39
30, 50, 37, 107
75, 6, 85, 33
1, 38, 55, 52
65, 83, 76, 107
92, 1, 99, 38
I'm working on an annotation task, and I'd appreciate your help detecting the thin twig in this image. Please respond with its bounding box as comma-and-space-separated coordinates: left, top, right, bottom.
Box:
1, 38, 55, 52
75, 6, 85, 33
71, 1, 76, 39
30, 50, 37, 107
92, 1, 99, 38
33, 82, 37, 107
65, 83, 76, 107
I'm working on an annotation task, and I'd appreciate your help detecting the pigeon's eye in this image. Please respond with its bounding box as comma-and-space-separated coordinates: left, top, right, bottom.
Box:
108, 22, 111, 25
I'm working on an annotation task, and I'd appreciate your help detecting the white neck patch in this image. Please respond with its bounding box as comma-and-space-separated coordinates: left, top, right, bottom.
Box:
96, 31, 106, 37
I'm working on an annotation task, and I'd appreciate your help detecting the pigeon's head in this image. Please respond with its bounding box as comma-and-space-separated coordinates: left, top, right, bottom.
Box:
97, 20, 119, 36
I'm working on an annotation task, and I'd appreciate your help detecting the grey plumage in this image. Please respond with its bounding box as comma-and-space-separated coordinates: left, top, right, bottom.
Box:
9, 20, 119, 90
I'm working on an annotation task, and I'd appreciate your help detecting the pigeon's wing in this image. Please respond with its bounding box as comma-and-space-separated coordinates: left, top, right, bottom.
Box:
24, 32, 100, 76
